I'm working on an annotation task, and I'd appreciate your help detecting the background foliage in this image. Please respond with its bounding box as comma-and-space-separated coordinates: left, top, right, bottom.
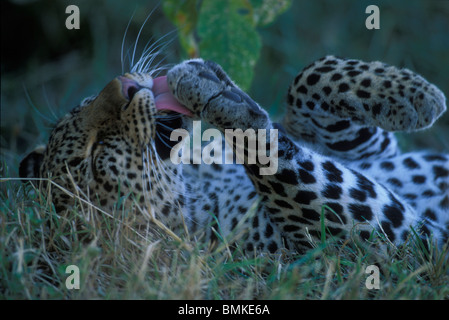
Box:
163, 0, 291, 90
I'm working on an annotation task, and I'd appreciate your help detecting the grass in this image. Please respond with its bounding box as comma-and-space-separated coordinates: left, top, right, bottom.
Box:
1, 171, 448, 300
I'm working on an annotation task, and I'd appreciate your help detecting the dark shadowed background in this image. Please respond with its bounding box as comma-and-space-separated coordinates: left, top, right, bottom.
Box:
1, 0, 448, 176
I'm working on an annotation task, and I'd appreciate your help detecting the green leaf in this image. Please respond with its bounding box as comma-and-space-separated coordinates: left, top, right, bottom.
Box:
251, 0, 292, 27
197, 0, 262, 90
162, 0, 291, 89
162, 0, 200, 58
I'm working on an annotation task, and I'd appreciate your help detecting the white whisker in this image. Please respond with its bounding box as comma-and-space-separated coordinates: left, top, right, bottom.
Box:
131, 6, 158, 69
140, 32, 177, 72
41, 84, 61, 123
132, 28, 177, 73
121, 9, 136, 74
155, 121, 177, 131
22, 83, 57, 125
150, 65, 172, 78
155, 132, 175, 151
154, 113, 182, 120
141, 145, 154, 209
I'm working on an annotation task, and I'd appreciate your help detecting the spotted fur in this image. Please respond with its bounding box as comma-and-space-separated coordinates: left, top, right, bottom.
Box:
20, 56, 449, 253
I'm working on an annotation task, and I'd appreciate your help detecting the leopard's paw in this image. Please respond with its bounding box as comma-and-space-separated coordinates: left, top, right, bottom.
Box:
167, 59, 269, 130
286, 55, 447, 132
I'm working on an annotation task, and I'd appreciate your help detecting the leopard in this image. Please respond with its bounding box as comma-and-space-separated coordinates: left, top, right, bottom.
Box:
20, 55, 449, 254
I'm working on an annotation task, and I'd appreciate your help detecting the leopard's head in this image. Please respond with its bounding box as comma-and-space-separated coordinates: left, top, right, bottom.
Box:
20, 72, 191, 217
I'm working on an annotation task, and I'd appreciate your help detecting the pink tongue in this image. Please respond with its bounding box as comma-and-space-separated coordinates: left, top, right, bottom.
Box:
153, 76, 192, 117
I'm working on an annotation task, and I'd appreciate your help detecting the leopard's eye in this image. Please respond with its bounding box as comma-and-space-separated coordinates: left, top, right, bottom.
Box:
90, 138, 105, 156
92, 140, 105, 152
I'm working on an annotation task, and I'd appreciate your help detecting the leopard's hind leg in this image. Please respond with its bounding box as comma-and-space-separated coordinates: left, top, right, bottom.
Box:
282, 56, 449, 244
282, 56, 446, 162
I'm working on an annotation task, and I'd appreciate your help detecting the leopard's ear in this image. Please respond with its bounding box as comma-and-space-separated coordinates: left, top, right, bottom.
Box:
19, 146, 45, 180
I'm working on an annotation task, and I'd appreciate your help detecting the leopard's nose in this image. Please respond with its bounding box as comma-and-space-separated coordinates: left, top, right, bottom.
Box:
119, 76, 142, 101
